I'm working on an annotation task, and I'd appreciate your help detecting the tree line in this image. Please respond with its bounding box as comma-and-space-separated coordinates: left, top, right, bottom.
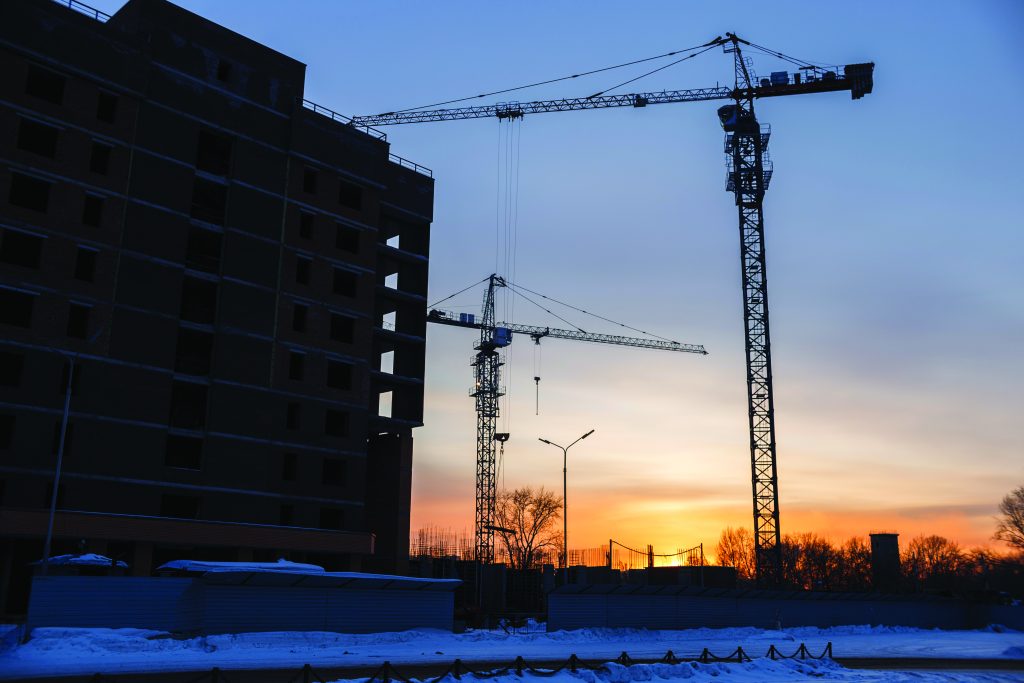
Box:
716, 486, 1024, 596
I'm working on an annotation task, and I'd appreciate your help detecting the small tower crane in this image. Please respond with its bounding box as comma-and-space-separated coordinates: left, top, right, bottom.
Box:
428, 274, 707, 564
357, 34, 874, 584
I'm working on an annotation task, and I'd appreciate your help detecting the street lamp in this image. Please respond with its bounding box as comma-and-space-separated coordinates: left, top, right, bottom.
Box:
539, 429, 594, 583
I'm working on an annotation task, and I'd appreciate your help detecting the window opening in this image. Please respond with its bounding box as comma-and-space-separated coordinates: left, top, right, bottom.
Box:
190, 178, 227, 225
82, 194, 104, 227
179, 277, 217, 324
66, 303, 90, 339
0, 229, 44, 269
196, 129, 232, 175
335, 224, 359, 253
8, 173, 51, 212
96, 92, 118, 123
17, 118, 59, 158
0, 288, 34, 327
169, 381, 208, 429
25, 64, 65, 104
89, 142, 112, 175
74, 247, 97, 282
165, 435, 203, 469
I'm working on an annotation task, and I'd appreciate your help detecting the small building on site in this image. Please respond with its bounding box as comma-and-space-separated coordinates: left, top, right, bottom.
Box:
27, 560, 460, 634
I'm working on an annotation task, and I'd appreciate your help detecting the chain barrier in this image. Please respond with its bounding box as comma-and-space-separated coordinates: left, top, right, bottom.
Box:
81, 643, 834, 683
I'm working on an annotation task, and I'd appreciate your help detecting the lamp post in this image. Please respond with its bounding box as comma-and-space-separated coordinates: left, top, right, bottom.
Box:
539, 429, 594, 584
42, 327, 104, 576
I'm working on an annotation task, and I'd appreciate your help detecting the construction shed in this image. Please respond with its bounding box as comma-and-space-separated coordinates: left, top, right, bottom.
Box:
27, 563, 460, 634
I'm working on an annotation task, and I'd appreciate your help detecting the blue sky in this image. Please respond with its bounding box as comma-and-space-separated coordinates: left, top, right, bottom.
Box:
92, 0, 1024, 551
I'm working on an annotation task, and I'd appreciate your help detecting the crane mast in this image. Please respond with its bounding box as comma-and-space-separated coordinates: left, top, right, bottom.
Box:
722, 36, 782, 585
362, 35, 874, 585
430, 275, 706, 565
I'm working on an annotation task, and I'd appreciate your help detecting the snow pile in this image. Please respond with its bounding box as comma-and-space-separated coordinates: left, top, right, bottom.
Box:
2, 625, 1023, 680
33, 553, 128, 568
157, 558, 325, 574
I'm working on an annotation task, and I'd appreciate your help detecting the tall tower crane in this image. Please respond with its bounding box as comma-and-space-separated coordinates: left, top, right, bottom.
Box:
356, 34, 874, 584
428, 274, 707, 564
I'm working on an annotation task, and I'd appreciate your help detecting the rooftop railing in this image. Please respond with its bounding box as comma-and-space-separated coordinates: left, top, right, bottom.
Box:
53, 0, 110, 21
300, 99, 388, 141
389, 153, 433, 178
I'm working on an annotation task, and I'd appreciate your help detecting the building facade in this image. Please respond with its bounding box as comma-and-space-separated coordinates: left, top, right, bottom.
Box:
0, 0, 433, 615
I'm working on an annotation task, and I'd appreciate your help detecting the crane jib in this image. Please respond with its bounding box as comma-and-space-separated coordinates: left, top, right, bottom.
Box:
351, 63, 873, 127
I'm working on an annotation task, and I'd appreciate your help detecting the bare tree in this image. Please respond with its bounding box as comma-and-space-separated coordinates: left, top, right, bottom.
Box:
994, 486, 1024, 551
715, 526, 755, 581
493, 486, 562, 570
837, 537, 872, 591
784, 532, 842, 591
903, 534, 964, 591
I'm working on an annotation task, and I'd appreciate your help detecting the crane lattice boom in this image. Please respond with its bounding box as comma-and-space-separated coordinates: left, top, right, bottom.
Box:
428, 309, 708, 355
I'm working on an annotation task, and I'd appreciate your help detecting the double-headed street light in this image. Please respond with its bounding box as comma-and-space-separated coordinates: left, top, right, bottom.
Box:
539, 429, 594, 583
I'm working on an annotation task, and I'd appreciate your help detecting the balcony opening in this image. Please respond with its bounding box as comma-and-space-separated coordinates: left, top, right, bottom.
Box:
330, 313, 354, 343
386, 234, 400, 249
332, 269, 357, 297
286, 402, 300, 430
165, 434, 203, 469
295, 256, 311, 285
384, 272, 398, 290
380, 350, 395, 374
303, 167, 318, 194
322, 458, 346, 486
25, 64, 65, 104
8, 173, 51, 213
74, 247, 98, 282
324, 409, 349, 437
186, 226, 222, 273
288, 351, 305, 380
0, 288, 35, 328
338, 180, 362, 210
326, 359, 353, 390
160, 494, 201, 519
66, 303, 90, 339
318, 508, 344, 531
169, 381, 208, 429
89, 142, 112, 175
179, 276, 217, 324
281, 452, 297, 481
292, 303, 308, 332
382, 310, 396, 331
82, 194, 104, 227
196, 129, 232, 175
174, 328, 213, 376
17, 118, 59, 158
298, 211, 314, 239
0, 229, 44, 269
0, 352, 24, 387
190, 178, 227, 225
335, 224, 359, 253
96, 91, 118, 124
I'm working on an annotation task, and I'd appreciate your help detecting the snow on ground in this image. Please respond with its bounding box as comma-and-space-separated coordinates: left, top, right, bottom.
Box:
0, 625, 1022, 680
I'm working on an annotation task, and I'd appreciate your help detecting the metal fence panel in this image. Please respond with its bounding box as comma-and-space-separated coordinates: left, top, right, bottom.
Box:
27, 577, 200, 632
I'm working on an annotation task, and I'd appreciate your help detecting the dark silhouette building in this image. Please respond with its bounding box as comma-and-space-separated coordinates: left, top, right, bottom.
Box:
869, 532, 901, 592
0, 0, 433, 615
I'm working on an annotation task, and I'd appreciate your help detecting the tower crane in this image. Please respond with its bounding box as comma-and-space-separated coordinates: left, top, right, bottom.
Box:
428, 274, 707, 565
356, 34, 874, 585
